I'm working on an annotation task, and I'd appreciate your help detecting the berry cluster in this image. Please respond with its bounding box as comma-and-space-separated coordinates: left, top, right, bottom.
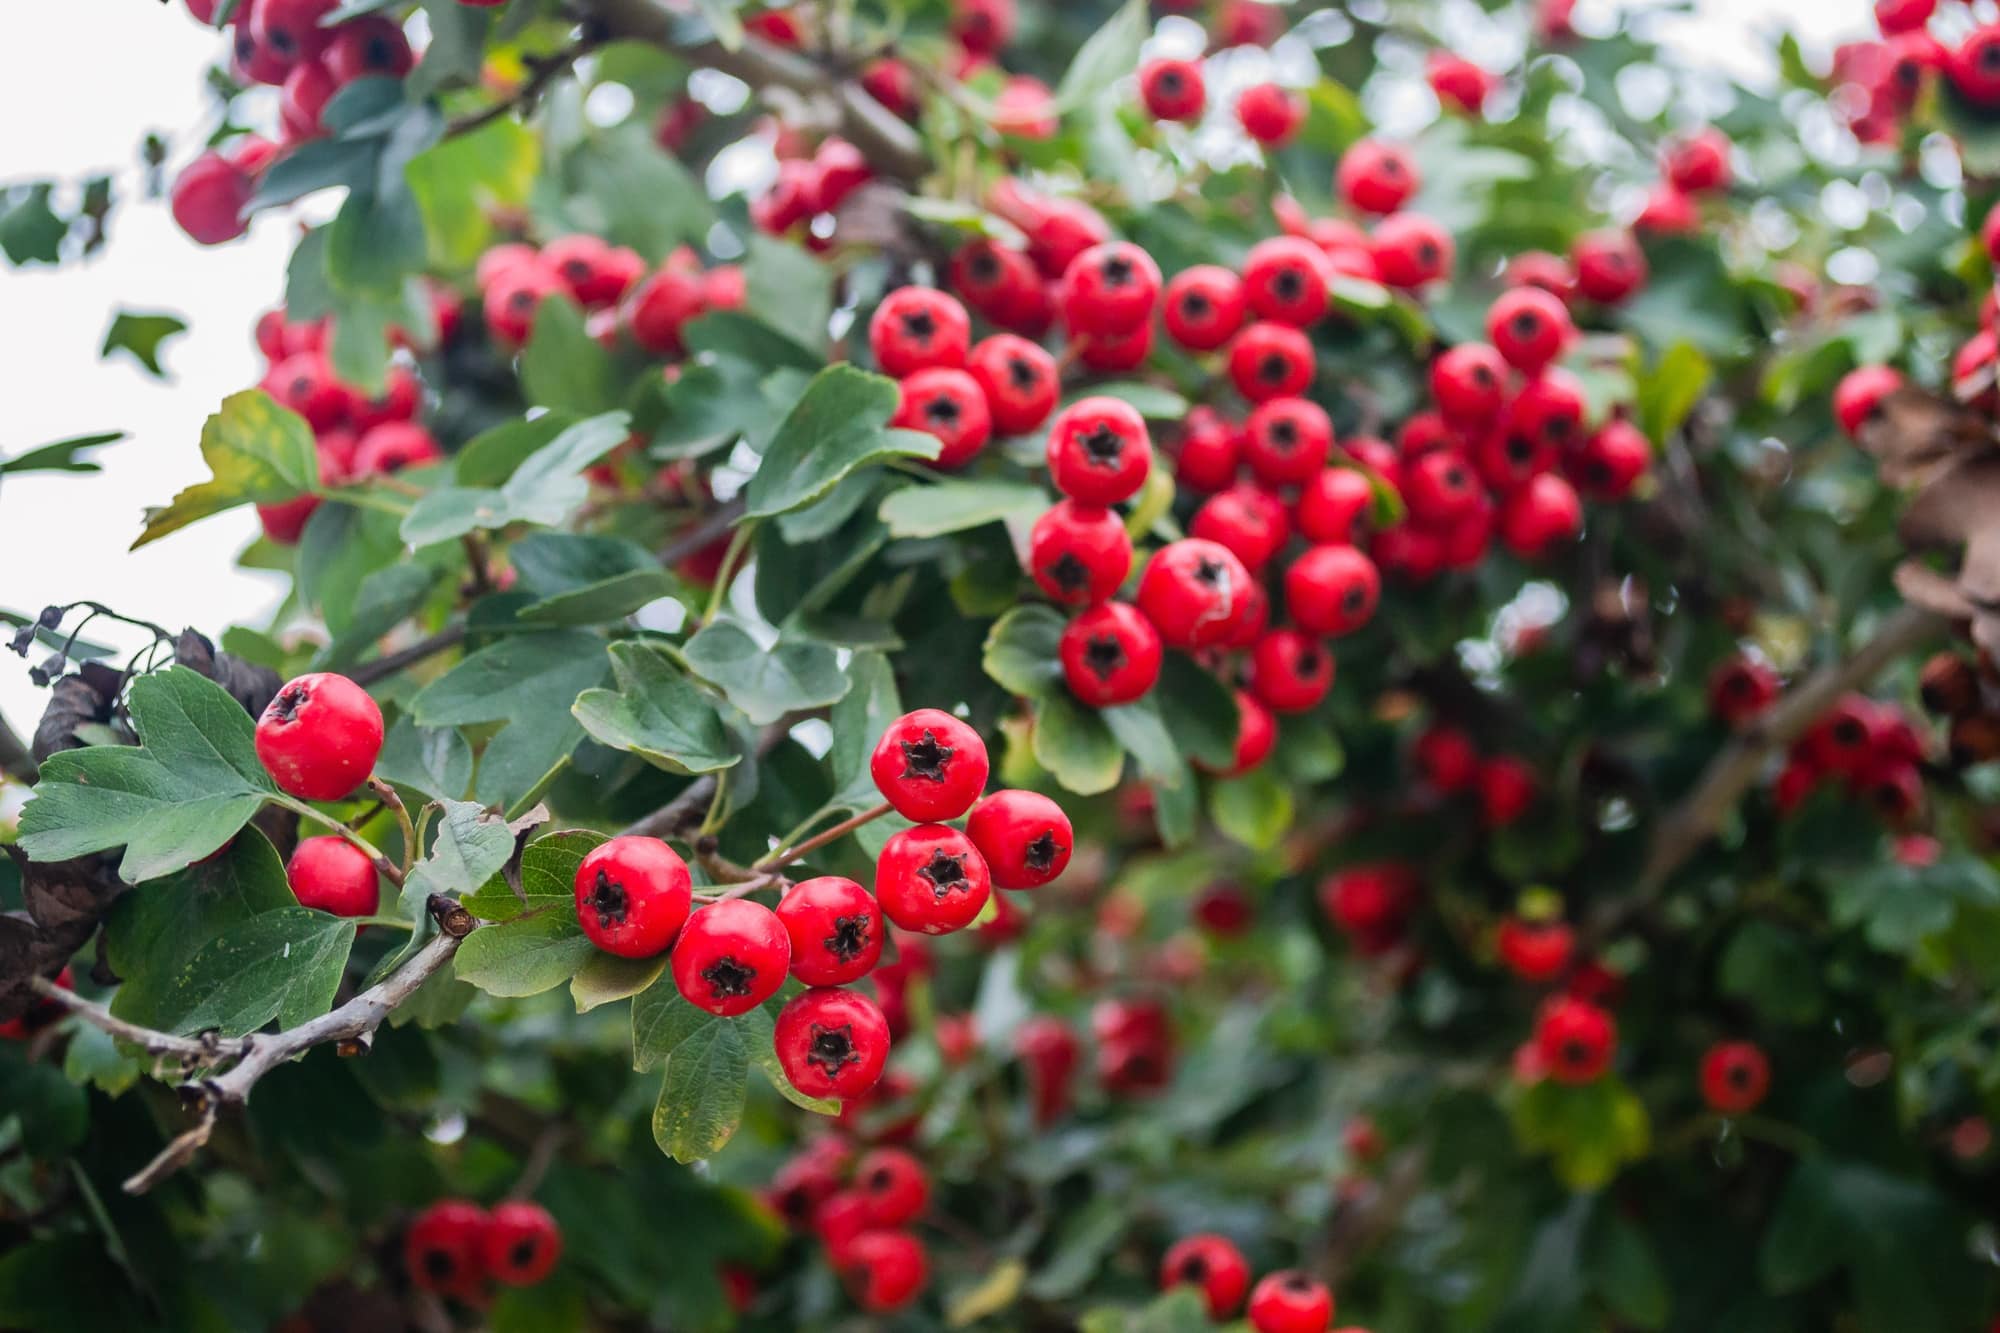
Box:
252, 671, 392, 916
1158, 1234, 1346, 1333
1771, 692, 1928, 826
403, 1198, 562, 1308
759, 1139, 933, 1313
867, 286, 1060, 468
1825, 0, 1991, 145
475, 236, 745, 352
1919, 649, 2000, 767
1406, 722, 1539, 829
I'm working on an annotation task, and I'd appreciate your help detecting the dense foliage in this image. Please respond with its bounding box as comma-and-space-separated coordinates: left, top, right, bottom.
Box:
5, 0, 2000, 1329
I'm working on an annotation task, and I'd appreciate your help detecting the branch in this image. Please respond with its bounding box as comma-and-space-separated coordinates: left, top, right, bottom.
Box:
578, 0, 929, 180
349, 623, 467, 687
619, 715, 800, 840
1595, 603, 1946, 937
446, 35, 603, 137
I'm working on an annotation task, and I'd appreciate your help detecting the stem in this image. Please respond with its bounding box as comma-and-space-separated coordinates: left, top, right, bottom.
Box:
753, 801, 893, 873
699, 770, 731, 836
276, 795, 406, 888
461, 532, 497, 597
702, 521, 757, 627
31, 979, 231, 1063
350, 623, 467, 687
326, 488, 413, 518
368, 777, 419, 877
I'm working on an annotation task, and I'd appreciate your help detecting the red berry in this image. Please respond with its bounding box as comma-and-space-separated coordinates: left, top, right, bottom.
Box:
1709, 656, 1779, 728
265, 353, 348, 431
1497, 918, 1574, 984
1212, 690, 1277, 775
1140, 57, 1206, 122
1700, 1040, 1771, 1116
1318, 862, 1417, 952
854, 1147, 930, 1226
1242, 236, 1330, 327
1571, 419, 1650, 500
1247, 1270, 1333, 1333
1412, 723, 1479, 793
1046, 396, 1153, 504
347, 367, 422, 433
323, 16, 414, 82
1506, 250, 1577, 301
285, 836, 379, 917
774, 986, 892, 1099
1663, 126, 1733, 194
869, 287, 971, 377
1832, 365, 1903, 437
774, 877, 882, 986
1876, 0, 1936, 35
1175, 407, 1243, 492
481, 1201, 562, 1286
542, 234, 635, 308
1478, 755, 1537, 827
251, 0, 336, 66
1243, 396, 1334, 486
861, 55, 922, 118
1472, 424, 1552, 496
405, 1200, 488, 1293
1075, 321, 1153, 372
1236, 82, 1304, 145
1497, 473, 1582, 558
482, 264, 562, 345
952, 0, 1015, 52
1137, 538, 1256, 650
1427, 50, 1496, 114
840, 1229, 928, 1312
966, 334, 1058, 435
574, 836, 693, 959
352, 421, 443, 476
893, 367, 993, 469
1160, 1234, 1251, 1318
255, 672, 383, 802
1059, 241, 1163, 336
1487, 286, 1575, 374
1029, 501, 1132, 607
1162, 265, 1248, 350
1283, 544, 1379, 638
870, 708, 989, 822
1773, 755, 1820, 815
670, 900, 791, 1016
1017, 195, 1112, 281
1403, 450, 1484, 528
1371, 212, 1454, 289
280, 60, 337, 140
1060, 601, 1164, 706
1295, 467, 1375, 544
1430, 343, 1508, 426
1533, 996, 1616, 1084
1635, 183, 1699, 236
1014, 1014, 1081, 1124
1336, 139, 1420, 215
874, 825, 993, 934
966, 789, 1073, 889
627, 265, 706, 354
1372, 522, 1447, 583
1227, 321, 1315, 401
1571, 229, 1647, 304
1191, 482, 1291, 571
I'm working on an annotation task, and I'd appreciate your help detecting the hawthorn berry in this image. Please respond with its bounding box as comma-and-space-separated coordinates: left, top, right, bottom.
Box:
1075, 321, 1154, 372
1046, 396, 1153, 504
1028, 500, 1132, 606
1403, 450, 1484, 531
1140, 57, 1206, 122
1094, 996, 1175, 1094
1635, 183, 1699, 236
1191, 483, 1290, 571
1496, 918, 1575, 984
481, 1201, 562, 1286
250, 0, 336, 65
671, 900, 791, 1016
280, 60, 337, 140
1336, 139, 1420, 215
348, 367, 422, 433
264, 352, 348, 431
1497, 473, 1582, 558
1175, 407, 1242, 492
1572, 419, 1650, 500
1487, 285, 1574, 374
1427, 51, 1496, 115
1014, 1013, 1081, 1124
405, 1200, 488, 1294
255, 672, 384, 802
1248, 628, 1334, 713
870, 708, 989, 822
1247, 1271, 1334, 1333
1237, 82, 1304, 146
949, 239, 1041, 326
1832, 364, 1904, 437
1472, 424, 1553, 495
774, 986, 892, 1099
874, 824, 993, 935
1295, 466, 1375, 544
1244, 396, 1335, 486
1478, 756, 1538, 827
1919, 651, 1980, 718
1318, 863, 1418, 953
1700, 1041, 1771, 1116
776, 877, 883, 986
892, 366, 993, 469
573, 836, 693, 959
1214, 690, 1278, 775
1227, 321, 1315, 401
1412, 723, 1479, 793
323, 16, 414, 82
952, 0, 1015, 53
1430, 343, 1508, 426
352, 421, 443, 476
482, 263, 562, 345
966, 334, 1058, 435
869, 287, 971, 376
854, 1147, 930, 1226
1160, 1234, 1251, 1319
1162, 265, 1248, 350
1060, 601, 1163, 706
543, 234, 637, 308
1242, 236, 1330, 328
1876, 0, 1935, 35
1059, 241, 1163, 336
1571, 229, 1647, 304
1533, 996, 1616, 1084
840, 1229, 929, 1313
286, 836, 379, 917
1663, 126, 1733, 195
1284, 543, 1380, 638
1138, 538, 1255, 650
966, 789, 1073, 889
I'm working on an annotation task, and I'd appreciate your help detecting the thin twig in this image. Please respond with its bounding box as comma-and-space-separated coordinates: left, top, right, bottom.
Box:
618, 716, 802, 840
752, 801, 892, 873
349, 623, 467, 687
660, 496, 748, 570
369, 776, 420, 877
446, 37, 604, 137
30, 978, 233, 1064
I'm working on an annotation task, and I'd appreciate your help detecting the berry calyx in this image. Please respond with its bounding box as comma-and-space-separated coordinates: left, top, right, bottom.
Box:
670, 899, 791, 1016
573, 836, 693, 959
254, 671, 384, 802
1700, 1040, 1771, 1116
776, 876, 884, 986
405, 1199, 488, 1294
965, 789, 1073, 889
869, 708, 990, 822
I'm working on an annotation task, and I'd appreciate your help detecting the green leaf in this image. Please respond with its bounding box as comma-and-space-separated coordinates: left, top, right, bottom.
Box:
17, 667, 275, 883
404, 799, 516, 906
681, 620, 850, 726
318, 561, 440, 668
134, 390, 321, 548
1031, 689, 1124, 795
0, 431, 123, 476
375, 715, 474, 802
878, 478, 1047, 538
99, 310, 187, 378
743, 365, 936, 517
1208, 766, 1292, 850
563, 125, 713, 260
1585, 1210, 1669, 1328
1153, 653, 1237, 770
454, 412, 579, 486
983, 604, 1065, 697
827, 650, 902, 813
571, 953, 669, 1014
513, 531, 679, 625
1511, 1076, 1652, 1191
744, 235, 833, 354
520, 297, 618, 414
1636, 340, 1711, 444
455, 830, 608, 997
463, 828, 604, 922
405, 117, 539, 269
399, 411, 630, 546
740, 1000, 839, 1115
652, 1011, 751, 1162
0, 183, 67, 264
410, 629, 611, 808
571, 640, 741, 775
157, 907, 356, 1037
1055, 0, 1147, 109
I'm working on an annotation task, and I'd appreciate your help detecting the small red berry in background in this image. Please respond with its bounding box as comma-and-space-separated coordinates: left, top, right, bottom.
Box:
1029, 500, 1132, 606
285, 836, 379, 918
1371, 212, 1455, 289
481, 1201, 562, 1286
1700, 1041, 1771, 1116
1160, 1234, 1251, 1318
1208, 689, 1278, 776
874, 824, 993, 934
1571, 229, 1648, 304
869, 287, 971, 376
1139, 538, 1257, 650
1061, 600, 1164, 706
1662, 126, 1733, 195
1247, 1270, 1334, 1333
1248, 628, 1335, 714
870, 708, 989, 821
1140, 57, 1207, 122
892, 366, 992, 469
1496, 918, 1574, 984
1228, 321, 1315, 401
840, 1229, 929, 1313
966, 789, 1073, 889
1236, 82, 1304, 146
1832, 364, 1904, 438
774, 986, 892, 1098
1487, 285, 1574, 373
1427, 50, 1496, 115
966, 333, 1058, 435
1336, 139, 1420, 215
1059, 241, 1163, 336
1047, 396, 1154, 504
1242, 235, 1331, 328
1412, 724, 1479, 794
254, 672, 384, 802
670, 900, 791, 1016
776, 876, 883, 985
404, 1200, 488, 1294
1284, 543, 1380, 638
1533, 996, 1616, 1084
1244, 396, 1335, 486
1477, 755, 1538, 827
573, 836, 692, 959
1296, 467, 1375, 544
1709, 655, 1780, 728
1163, 265, 1248, 351
854, 1147, 930, 1226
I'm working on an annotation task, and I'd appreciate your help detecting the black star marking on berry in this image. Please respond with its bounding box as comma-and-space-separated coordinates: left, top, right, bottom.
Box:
1045, 552, 1091, 593
1023, 829, 1063, 873
589, 871, 629, 926
1194, 557, 1228, 586
806, 1022, 859, 1077
700, 955, 757, 999
1083, 634, 1126, 680
825, 913, 871, 963
918, 848, 969, 898
900, 728, 954, 781
1080, 423, 1127, 467
899, 309, 938, 344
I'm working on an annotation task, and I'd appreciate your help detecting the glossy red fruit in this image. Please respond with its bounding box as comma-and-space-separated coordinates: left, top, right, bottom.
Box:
870, 708, 989, 822
1876, 0, 1936, 35
1284, 543, 1380, 638
952, 0, 1015, 51
1497, 473, 1583, 558
1227, 321, 1314, 401
481, 1201, 562, 1286
1240, 628, 1336, 712
1497, 918, 1574, 984
1663, 126, 1733, 194
1242, 236, 1330, 328
1412, 723, 1479, 793
264, 352, 348, 431
347, 367, 421, 433
861, 55, 921, 118
1243, 397, 1334, 485
1175, 407, 1242, 492
841, 1229, 928, 1312
323, 16, 414, 82
776, 877, 882, 985
405, 1200, 488, 1293
949, 239, 1042, 326
541, 234, 633, 308
280, 60, 337, 139
1371, 212, 1454, 289
1709, 656, 1780, 728
1427, 50, 1496, 114
1248, 1270, 1333, 1333
1533, 996, 1616, 1084
671, 900, 791, 1016
626, 265, 706, 354
1402, 450, 1484, 529
1160, 1234, 1251, 1319
1138, 538, 1256, 650
250, 0, 337, 66
1191, 483, 1291, 571
1319, 862, 1417, 952
1571, 419, 1649, 500
353, 421, 443, 476
1141, 57, 1206, 122
1506, 250, 1577, 300
1210, 690, 1277, 775
875, 824, 993, 935
1060, 601, 1164, 706
854, 1148, 930, 1226
775, 986, 892, 1099
1431, 343, 1508, 426
1162, 265, 1248, 350
1571, 229, 1647, 304
1015, 1013, 1081, 1123
482, 264, 562, 345
1060, 241, 1163, 336
1074, 321, 1153, 371
966, 790, 1073, 889
573, 836, 692, 959
1701, 1040, 1771, 1116
285, 836, 379, 917
967, 334, 1059, 435
1028, 500, 1132, 606
255, 672, 383, 801
1296, 467, 1375, 544
1237, 82, 1304, 145
1478, 755, 1538, 826
1094, 996, 1175, 1093
893, 367, 992, 469
1046, 396, 1153, 504
1487, 285, 1574, 374
1336, 139, 1420, 215
1832, 365, 1904, 437
870, 287, 971, 376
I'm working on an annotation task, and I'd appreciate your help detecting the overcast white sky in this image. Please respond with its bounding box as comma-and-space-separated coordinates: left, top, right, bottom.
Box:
0, 0, 1874, 743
